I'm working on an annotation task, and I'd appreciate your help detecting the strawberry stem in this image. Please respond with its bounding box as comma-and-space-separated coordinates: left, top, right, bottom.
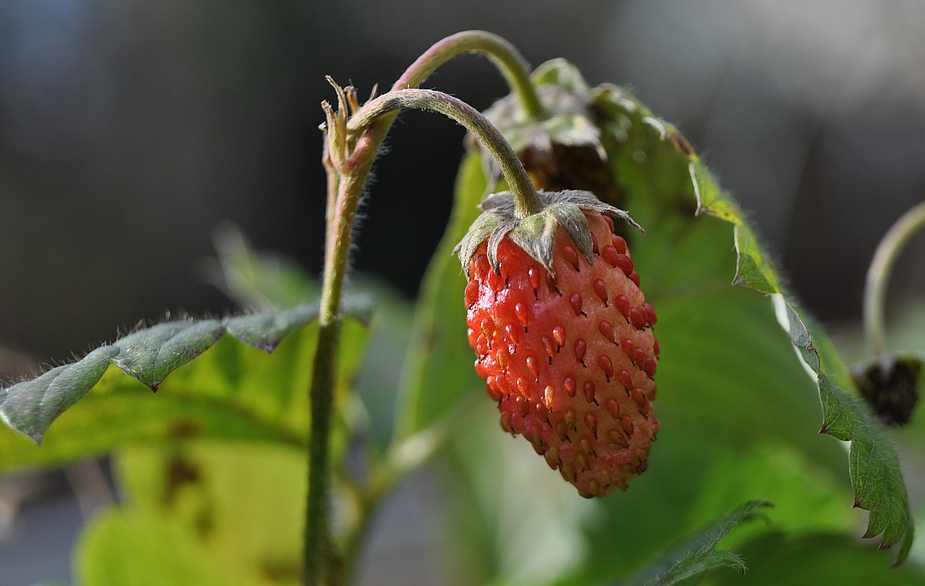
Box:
393, 30, 546, 120
306, 34, 545, 582
864, 200, 925, 358
349, 88, 543, 218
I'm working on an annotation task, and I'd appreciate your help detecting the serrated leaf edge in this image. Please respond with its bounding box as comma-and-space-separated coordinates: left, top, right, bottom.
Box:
0, 301, 372, 443
632, 103, 917, 562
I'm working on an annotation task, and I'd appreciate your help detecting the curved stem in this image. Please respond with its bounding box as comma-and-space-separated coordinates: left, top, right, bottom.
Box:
304, 32, 544, 579
350, 89, 542, 218
311, 88, 541, 578
864, 200, 925, 358
394, 30, 545, 119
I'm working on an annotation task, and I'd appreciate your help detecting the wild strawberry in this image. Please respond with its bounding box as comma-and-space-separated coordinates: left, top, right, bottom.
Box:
458, 189, 659, 497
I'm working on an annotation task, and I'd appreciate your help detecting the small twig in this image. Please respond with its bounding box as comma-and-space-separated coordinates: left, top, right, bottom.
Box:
864, 200, 925, 358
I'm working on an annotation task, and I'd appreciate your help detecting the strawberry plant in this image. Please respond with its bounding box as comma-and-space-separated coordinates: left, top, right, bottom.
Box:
1, 30, 924, 586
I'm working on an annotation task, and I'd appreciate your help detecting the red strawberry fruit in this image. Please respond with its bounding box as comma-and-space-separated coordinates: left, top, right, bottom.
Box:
457, 189, 659, 497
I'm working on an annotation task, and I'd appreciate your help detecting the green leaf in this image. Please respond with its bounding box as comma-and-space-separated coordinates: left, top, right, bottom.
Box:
689, 163, 781, 294
0, 345, 120, 442
711, 532, 925, 585
771, 297, 915, 560
203, 221, 320, 311
618, 500, 765, 586
76, 441, 305, 585
681, 441, 855, 547
0, 303, 372, 470
112, 320, 226, 390
396, 153, 487, 436
225, 305, 321, 353
594, 77, 914, 563
682, 118, 913, 559
422, 57, 916, 585
658, 552, 745, 586
556, 286, 851, 583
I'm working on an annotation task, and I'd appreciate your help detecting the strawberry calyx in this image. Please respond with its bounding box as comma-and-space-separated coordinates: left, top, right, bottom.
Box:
456, 189, 642, 280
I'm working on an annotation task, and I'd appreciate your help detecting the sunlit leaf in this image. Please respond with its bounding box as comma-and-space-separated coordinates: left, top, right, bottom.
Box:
111, 320, 226, 390
413, 57, 917, 585
0, 345, 120, 442
0, 302, 372, 470
594, 63, 912, 562
76, 442, 305, 586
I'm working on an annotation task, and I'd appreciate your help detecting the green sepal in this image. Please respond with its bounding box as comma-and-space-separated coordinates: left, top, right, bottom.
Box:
508, 212, 556, 276
476, 60, 617, 204
545, 202, 595, 264
455, 212, 510, 278
455, 189, 642, 280
478, 61, 599, 158
531, 58, 592, 94
484, 218, 518, 276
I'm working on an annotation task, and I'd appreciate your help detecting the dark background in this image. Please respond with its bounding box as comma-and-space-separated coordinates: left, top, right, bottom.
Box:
1, 0, 924, 362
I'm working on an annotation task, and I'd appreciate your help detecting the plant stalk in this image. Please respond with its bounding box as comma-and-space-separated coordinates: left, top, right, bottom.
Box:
305, 88, 540, 583
864, 200, 925, 358
304, 31, 544, 584
349, 89, 542, 218
393, 30, 545, 119
305, 318, 340, 585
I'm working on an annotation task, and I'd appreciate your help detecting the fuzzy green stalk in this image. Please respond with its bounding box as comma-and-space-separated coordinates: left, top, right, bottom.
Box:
304, 31, 544, 584
349, 89, 542, 217
305, 318, 341, 585
305, 101, 379, 585
306, 87, 539, 584
864, 200, 925, 358
394, 30, 545, 119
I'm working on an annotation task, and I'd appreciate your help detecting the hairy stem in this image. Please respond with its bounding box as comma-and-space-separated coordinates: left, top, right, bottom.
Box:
304, 31, 543, 583
864, 200, 925, 357
305, 115, 380, 586
350, 89, 542, 217
394, 30, 545, 119
305, 319, 340, 585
